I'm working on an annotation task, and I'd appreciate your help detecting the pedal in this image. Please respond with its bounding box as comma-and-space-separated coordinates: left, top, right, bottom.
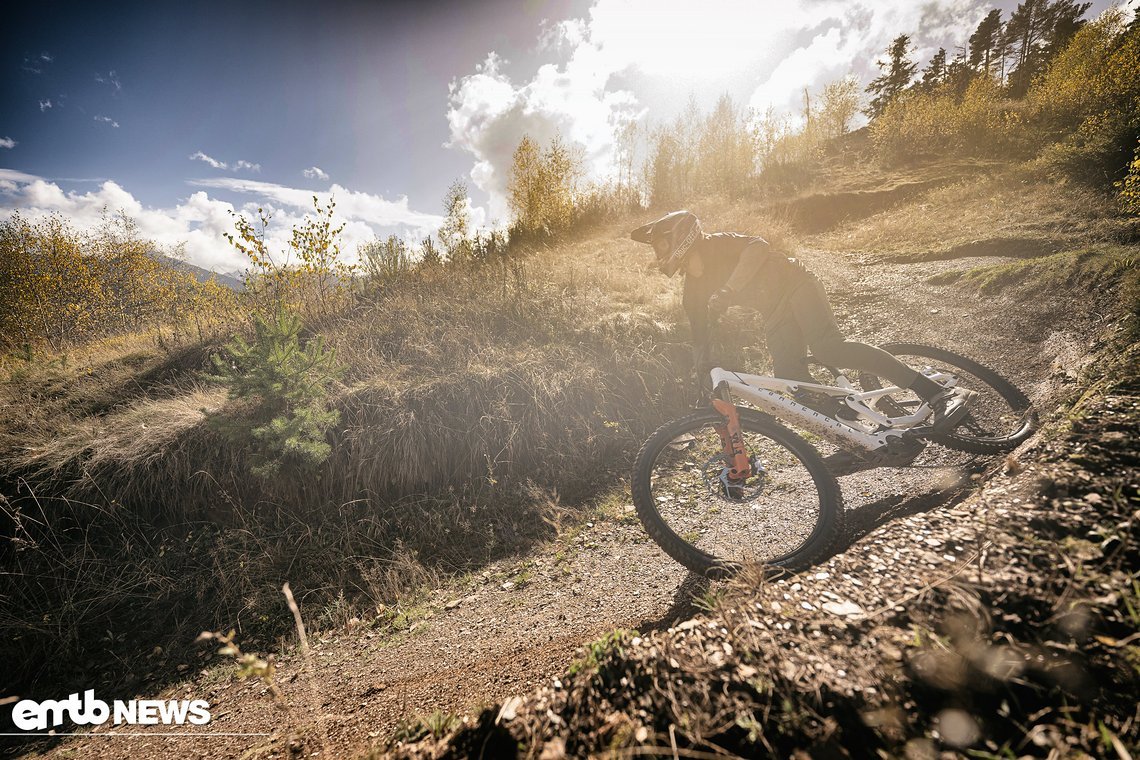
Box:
929, 388, 979, 431
931, 404, 970, 431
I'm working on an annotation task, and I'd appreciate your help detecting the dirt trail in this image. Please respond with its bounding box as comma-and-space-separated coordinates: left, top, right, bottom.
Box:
29, 238, 1108, 760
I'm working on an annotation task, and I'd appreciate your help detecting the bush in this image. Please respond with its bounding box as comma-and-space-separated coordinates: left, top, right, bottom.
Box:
1028, 9, 1127, 140
1118, 139, 1140, 214
358, 234, 413, 290
211, 309, 343, 479
0, 211, 232, 352
871, 77, 1022, 160
226, 197, 356, 320
1029, 10, 1140, 183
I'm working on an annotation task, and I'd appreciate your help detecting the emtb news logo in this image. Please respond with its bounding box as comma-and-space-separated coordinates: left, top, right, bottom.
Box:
10, 690, 210, 731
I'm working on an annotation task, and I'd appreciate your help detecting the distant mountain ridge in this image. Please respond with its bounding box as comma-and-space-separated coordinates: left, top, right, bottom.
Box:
154, 253, 244, 291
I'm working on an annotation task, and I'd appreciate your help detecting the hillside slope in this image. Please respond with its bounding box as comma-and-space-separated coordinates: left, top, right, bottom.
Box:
6, 160, 1139, 759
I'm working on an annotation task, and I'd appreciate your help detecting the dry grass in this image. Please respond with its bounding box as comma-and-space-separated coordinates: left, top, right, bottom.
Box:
0, 214, 711, 694
812, 167, 1139, 258
18, 386, 226, 474
927, 245, 1139, 295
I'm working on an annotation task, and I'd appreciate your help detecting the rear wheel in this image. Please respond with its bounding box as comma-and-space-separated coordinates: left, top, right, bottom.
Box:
631, 408, 843, 578
858, 343, 1036, 455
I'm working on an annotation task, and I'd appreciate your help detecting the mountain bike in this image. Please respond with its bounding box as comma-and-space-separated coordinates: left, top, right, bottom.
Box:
631, 343, 1036, 578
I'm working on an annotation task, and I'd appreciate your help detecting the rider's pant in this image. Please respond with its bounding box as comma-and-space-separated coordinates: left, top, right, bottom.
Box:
764, 274, 939, 398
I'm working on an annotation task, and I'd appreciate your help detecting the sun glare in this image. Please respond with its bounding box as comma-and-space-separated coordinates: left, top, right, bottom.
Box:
583, 0, 809, 80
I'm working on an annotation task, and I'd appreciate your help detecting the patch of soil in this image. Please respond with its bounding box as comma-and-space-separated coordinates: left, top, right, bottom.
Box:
888, 237, 1067, 264
782, 179, 952, 234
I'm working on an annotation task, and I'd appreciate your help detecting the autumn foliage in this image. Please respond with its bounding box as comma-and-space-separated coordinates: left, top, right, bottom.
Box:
0, 211, 235, 352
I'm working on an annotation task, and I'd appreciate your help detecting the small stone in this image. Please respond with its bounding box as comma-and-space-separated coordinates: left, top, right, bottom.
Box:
822, 600, 864, 617
497, 695, 523, 723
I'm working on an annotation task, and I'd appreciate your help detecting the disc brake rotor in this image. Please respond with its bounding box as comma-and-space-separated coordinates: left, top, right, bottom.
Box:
701, 454, 767, 503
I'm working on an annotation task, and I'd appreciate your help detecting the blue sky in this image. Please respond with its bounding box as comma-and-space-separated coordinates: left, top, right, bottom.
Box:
2, 0, 588, 209
0, 0, 1126, 271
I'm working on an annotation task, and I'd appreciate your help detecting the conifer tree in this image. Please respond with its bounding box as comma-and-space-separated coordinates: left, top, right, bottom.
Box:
212, 309, 342, 479
969, 10, 1004, 75
1003, 0, 1049, 95
1044, 0, 1092, 59
920, 47, 948, 91
1003, 0, 1090, 95
865, 34, 918, 118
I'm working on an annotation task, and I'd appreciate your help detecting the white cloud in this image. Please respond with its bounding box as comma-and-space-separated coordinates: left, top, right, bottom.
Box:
22, 53, 51, 74
0, 171, 444, 272
189, 151, 226, 169
39, 100, 53, 112
0, 169, 42, 183
94, 115, 120, 128
0, 137, 16, 149
447, 51, 639, 220
0, 173, 239, 270
0, 168, 42, 193
447, 0, 988, 214
94, 70, 122, 92
303, 166, 330, 181
189, 152, 260, 172
190, 177, 444, 232
745, 0, 985, 115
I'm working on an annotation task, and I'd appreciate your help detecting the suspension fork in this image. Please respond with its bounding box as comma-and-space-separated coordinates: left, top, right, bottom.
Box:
710, 381, 753, 481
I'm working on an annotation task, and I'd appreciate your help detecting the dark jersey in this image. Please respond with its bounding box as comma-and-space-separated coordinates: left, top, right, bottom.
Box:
681, 233, 814, 354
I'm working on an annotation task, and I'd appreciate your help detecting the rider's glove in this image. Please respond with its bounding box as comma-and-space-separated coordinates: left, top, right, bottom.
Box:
708, 286, 734, 316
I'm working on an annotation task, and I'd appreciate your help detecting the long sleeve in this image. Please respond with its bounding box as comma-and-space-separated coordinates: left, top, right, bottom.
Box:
722, 239, 771, 293
683, 276, 712, 365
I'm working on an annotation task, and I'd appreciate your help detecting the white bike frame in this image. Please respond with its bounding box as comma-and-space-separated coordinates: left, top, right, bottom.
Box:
708, 366, 958, 454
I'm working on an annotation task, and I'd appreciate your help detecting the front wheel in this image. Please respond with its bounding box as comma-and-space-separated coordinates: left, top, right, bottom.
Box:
860, 343, 1037, 455
632, 408, 843, 578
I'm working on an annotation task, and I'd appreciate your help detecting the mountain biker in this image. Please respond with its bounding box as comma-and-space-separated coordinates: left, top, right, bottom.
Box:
631, 210, 976, 428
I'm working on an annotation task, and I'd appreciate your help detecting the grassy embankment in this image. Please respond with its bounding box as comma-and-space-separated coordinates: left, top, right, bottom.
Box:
0, 218, 687, 695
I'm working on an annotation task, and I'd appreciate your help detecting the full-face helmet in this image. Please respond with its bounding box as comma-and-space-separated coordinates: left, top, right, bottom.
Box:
631, 211, 703, 277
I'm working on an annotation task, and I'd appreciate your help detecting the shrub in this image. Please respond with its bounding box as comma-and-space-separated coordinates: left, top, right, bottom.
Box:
226, 197, 356, 320
358, 234, 413, 290
871, 77, 1022, 160
1028, 9, 1127, 140
0, 211, 231, 352
211, 309, 343, 479
1029, 9, 1140, 183
1118, 139, 1140, 214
